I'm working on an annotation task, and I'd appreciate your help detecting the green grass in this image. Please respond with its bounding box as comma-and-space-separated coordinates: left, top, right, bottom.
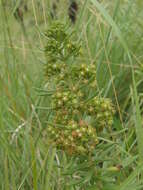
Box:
0, 0, 143, 189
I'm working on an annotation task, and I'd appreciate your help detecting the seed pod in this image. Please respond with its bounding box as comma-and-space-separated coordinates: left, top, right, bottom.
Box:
72, 131, 78, 138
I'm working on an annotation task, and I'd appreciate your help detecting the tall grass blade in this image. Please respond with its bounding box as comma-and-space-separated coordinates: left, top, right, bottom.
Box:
45, 148, 56, 190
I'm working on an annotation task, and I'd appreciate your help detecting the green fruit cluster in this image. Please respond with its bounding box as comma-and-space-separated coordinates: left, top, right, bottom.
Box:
87, 97, 115, 131
44, 22, 115, 155
44, 22, 80, 63
47, 120, 98, 155
45, 62, 66, 78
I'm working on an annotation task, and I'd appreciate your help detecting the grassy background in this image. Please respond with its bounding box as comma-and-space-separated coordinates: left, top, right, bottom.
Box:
0, 0, 143, 189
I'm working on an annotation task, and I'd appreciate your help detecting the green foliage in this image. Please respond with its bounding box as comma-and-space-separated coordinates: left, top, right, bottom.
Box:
44, 22, 115, 155
1, 0, 143, 189
45, 22, 81, 62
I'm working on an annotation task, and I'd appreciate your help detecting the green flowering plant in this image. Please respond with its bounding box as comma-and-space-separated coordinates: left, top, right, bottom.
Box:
44, 22, 80, 63
43, 22, 115, 155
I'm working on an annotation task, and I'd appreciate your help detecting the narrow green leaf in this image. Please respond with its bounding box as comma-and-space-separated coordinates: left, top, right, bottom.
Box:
45, 148, 56, 190
118, 163, 143, 190
30, 137, 38, 190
